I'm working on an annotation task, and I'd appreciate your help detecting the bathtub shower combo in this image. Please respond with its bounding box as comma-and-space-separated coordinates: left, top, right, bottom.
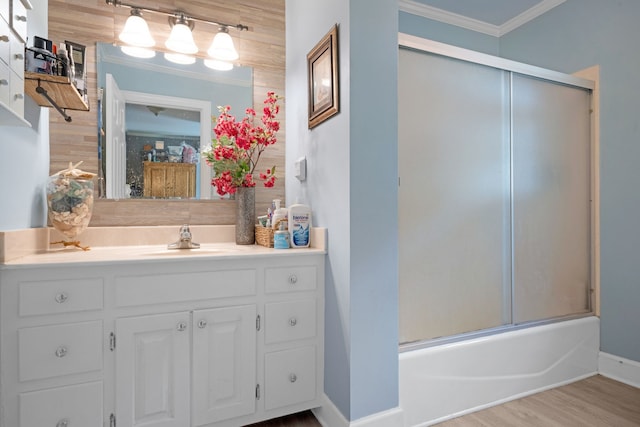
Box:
398, 34, 598, 426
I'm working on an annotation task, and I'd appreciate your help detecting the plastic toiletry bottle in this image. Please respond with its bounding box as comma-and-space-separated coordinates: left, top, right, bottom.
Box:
272, 199, 288, 229
288, 203, 311, 248
273, 221, 290, 249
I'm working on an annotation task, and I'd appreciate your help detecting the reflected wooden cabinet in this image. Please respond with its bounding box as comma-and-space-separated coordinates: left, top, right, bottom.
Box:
143, 161, 196, 198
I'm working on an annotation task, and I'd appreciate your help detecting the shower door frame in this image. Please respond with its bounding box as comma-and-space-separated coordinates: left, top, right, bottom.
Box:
398, 33, 599, 351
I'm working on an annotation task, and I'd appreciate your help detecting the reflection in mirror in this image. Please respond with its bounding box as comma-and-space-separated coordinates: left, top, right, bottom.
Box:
96, 42, 253, 200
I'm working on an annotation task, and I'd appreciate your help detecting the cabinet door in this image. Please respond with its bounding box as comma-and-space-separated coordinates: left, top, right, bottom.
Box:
116, 312, 191, 427
192, 305, 257, 426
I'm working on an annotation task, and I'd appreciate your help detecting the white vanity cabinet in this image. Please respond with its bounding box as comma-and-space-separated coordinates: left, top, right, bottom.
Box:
0, 249, 325, 427
0, 0, 33, 124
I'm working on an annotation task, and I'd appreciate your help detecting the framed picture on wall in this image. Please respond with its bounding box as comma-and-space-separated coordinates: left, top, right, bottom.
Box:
307, 24, 340, 129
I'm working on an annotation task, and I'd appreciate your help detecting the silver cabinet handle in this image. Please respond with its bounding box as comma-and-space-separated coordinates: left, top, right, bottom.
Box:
55, 346, 68, 358
288, 274, 298, 284
0, 35, 8, 42
56, 419, 69, 427
289, 373, 297, 383
55, 293, 68, 303
15, 15, 27, 22
0, 79, 8, 86
14, 93, 23, 99
197, 319, 207, 329
289, 317, 297, 327
177, 322, 187, 331
14, 53, 24, 60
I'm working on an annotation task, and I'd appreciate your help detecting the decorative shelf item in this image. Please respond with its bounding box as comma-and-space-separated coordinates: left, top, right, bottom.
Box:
24, 72, 89, 122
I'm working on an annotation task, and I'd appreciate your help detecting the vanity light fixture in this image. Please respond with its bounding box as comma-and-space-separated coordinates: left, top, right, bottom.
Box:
106, 0, 248, 67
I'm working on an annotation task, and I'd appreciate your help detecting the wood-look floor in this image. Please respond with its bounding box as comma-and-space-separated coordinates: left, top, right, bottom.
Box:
248, 375, 640, 427
436, 375, 640, 427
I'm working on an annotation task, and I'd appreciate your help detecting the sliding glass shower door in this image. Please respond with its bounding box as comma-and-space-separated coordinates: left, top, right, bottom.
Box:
398, 46, 593, 346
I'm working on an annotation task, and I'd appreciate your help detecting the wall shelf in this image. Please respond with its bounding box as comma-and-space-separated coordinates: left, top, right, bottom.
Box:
24, 72, 89, 122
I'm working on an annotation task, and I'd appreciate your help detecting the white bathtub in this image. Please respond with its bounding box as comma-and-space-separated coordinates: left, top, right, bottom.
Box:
399, 316, 600, 426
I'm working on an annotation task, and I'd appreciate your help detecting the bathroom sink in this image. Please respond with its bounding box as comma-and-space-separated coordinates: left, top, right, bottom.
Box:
136, 244, 247, 257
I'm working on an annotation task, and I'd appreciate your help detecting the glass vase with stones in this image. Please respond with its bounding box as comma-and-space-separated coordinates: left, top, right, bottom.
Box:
47, 174, 94, 250
235, 186, 256, 245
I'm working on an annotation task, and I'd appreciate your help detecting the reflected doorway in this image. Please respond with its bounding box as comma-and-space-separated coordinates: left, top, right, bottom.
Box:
104, 73, 213, 199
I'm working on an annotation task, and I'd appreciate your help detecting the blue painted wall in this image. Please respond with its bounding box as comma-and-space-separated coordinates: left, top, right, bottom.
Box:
286, 0, 399, 421
0, 0, 49, 231
499, 0, 640, 363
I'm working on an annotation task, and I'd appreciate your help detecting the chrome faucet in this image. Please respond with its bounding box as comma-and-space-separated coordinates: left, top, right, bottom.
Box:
168, 224, 200, 249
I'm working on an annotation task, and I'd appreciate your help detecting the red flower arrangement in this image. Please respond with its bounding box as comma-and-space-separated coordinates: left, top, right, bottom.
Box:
203, 92, 281, 196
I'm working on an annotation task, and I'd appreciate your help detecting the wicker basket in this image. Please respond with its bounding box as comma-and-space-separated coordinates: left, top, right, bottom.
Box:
255, 219, 287, 248
255, 225, 274, 248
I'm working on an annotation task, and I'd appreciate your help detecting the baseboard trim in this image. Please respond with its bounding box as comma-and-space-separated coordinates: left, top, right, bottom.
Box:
599, 352, 640, 388
313, 395, 405, 427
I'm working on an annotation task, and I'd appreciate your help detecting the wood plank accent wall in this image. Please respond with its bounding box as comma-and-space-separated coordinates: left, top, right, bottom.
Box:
47, 0, 285, 226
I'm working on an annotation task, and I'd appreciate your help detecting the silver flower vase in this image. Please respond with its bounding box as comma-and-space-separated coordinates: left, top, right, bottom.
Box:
235, 186, 256, 245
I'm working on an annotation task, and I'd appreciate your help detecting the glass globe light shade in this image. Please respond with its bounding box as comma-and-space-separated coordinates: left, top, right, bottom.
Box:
207, 29, 239, 61
165, 20, 198, 54
119, 10, 155, 48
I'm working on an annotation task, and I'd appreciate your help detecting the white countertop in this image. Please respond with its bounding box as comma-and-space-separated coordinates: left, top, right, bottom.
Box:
0, 226, 326, 268
1, 243, 325, 268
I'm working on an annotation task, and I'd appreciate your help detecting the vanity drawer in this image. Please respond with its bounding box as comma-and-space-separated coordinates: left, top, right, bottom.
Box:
19, 277, 104, 316
1, 15, 10, 65
18, 320, 103, 382
10, 0, 27, 44
115, 269, 256, 307
265, 265, 317, 294
19, 381, 103, 427
264, 346, 316, 410
0, 61, 10, 106
265, 298, 317, 344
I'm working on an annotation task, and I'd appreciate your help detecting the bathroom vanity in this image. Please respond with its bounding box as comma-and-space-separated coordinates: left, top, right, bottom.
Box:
0, 235, 325, 427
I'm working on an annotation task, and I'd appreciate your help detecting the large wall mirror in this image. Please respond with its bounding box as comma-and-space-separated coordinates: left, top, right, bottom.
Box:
97, 42, 253, 200
48, 0, 285, 226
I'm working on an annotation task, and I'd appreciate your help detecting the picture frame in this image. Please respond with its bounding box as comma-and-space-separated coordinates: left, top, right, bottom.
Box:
307, 24, 339, 129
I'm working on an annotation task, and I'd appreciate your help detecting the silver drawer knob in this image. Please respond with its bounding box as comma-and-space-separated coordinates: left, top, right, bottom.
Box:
55, 346, 68, 358
14, 93, 23, 100
289, 373, 297, 383
56, 419, 69, 427
288, 274, 298, 284
289, 317, 297, 327
0, 79, 8, 86
197, 319, 207, 329
0, 35, 9, 42
14, 53, 24, 60
55, 293, 68, 304
177, 322, 187, 331
15, 15, 27, 22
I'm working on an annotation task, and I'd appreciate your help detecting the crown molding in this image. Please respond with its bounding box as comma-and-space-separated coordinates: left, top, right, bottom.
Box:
399, 0, 566, 37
